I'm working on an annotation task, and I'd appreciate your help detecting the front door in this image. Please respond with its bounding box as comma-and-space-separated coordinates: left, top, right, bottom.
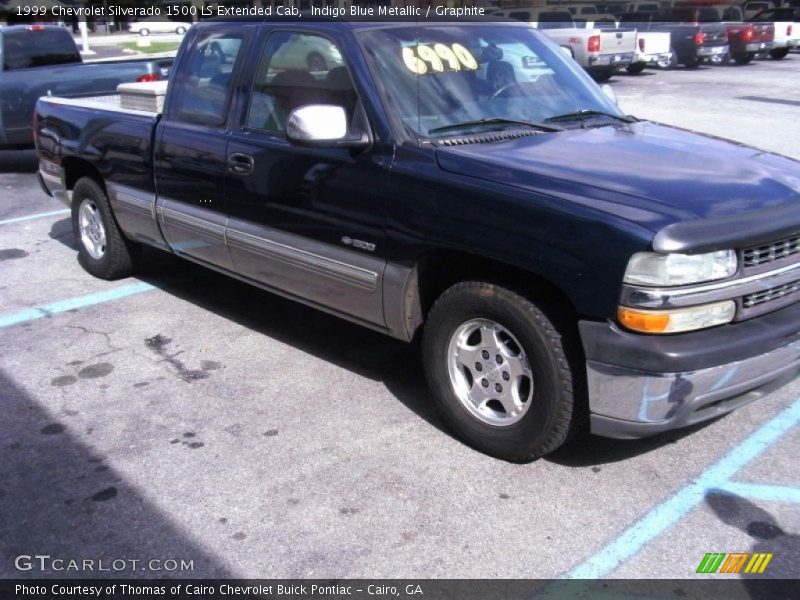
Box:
224, 29, 392, 327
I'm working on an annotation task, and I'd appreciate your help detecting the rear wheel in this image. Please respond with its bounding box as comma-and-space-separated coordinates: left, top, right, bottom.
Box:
71, 177, 138, 280
658, 48, 678, 69
626, 62, 646, 74
733, 52, 754, 64
590, 68, 614, 82
683, 56, 703, 68
422, 282, 578, 462
769, 47, 790, 60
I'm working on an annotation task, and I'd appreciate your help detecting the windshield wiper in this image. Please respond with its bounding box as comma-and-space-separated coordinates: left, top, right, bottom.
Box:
544, 110, 638, 124
428, 117, 563, 135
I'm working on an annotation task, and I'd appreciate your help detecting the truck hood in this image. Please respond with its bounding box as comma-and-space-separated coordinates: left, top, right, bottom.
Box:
435, 121, 800, 234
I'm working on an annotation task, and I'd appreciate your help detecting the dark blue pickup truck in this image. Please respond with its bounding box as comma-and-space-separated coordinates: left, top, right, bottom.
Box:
34, 19, 800, 461
0, 24, 172, 148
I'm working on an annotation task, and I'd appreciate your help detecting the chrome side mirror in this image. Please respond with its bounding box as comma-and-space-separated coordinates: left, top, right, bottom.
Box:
286, 105, 369, 148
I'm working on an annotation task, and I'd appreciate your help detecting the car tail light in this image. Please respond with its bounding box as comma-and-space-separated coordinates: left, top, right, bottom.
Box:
694, 32, 706, 45
788, 25, 793, 36
26, 25, 46, 32
638, 38, 646, 52
588, 35, 601, 52
136, 73, 162, 83
743, 26, 754, 42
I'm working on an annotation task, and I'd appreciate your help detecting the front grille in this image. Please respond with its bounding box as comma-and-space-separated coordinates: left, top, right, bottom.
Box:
742, 279, 800, 308
743, 236, 800, 267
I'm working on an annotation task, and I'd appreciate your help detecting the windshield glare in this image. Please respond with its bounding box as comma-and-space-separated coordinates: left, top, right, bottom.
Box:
357, 25, 621, 139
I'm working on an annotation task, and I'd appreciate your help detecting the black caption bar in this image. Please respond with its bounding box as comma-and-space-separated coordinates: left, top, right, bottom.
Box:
1, 579, 799, 600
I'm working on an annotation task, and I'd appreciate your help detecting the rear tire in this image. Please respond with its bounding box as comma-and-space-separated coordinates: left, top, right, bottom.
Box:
769, 47, 790, 59
733, 52, 754, 64
71, 177, 138, 280
422, 282, 577, 462
626, 62, 646, 74
590, 68, 614, 82
683, 56, 703, 68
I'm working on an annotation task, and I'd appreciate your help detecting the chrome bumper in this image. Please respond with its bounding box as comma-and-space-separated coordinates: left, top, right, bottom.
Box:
590, 53, 634, 67
746, 42, 773, 52
580, 309, 800, 439
697, 45, 729, 57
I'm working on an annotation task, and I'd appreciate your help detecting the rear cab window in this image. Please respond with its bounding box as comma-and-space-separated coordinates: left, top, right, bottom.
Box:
2, 28, 80, 71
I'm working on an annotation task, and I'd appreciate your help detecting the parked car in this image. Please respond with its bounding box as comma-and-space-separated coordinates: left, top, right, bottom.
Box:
493, 8, 637, 80
128, 17, 192, 36
751, 7, 800, 58
633, 12, 730, 67
742, 0, 776, 19
35, 20, 800, 462
0, 24, 172, 149
619, 13, 674, 71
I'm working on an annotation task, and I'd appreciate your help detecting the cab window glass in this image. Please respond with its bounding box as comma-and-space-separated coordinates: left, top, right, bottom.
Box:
246, 32, 356, 134
174, 33, 243, 125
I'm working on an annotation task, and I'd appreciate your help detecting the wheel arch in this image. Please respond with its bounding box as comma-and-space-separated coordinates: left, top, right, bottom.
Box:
62, 157, 105, 192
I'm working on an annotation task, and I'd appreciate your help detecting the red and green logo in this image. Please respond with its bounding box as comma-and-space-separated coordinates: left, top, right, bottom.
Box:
696, 552, 773, 574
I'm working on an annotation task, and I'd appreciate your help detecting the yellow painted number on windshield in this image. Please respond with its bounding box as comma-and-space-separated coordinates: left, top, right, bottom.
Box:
403, 44, 479, 74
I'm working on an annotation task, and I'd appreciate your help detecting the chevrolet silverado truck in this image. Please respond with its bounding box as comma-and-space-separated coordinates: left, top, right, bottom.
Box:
35, 19, 800, 462
0, 24, 173, 149
491, 8, 637, 81
619, 13, 674, 72
751, 8, 800, 59
631, 12, 730, 67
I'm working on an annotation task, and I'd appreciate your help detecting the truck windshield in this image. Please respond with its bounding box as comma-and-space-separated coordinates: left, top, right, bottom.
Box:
2, 28, 81, 71
357, 25, 621, 139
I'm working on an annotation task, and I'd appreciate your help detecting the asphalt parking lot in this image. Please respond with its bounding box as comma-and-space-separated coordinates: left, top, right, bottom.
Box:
1, 56, 799, 584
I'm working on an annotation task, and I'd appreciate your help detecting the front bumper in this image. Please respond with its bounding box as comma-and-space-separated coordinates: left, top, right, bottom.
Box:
581, 301, 800, 439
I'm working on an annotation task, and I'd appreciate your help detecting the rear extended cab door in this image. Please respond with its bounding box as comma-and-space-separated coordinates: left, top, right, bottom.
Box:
153, 24, 255, 271
222, 25, 394, 328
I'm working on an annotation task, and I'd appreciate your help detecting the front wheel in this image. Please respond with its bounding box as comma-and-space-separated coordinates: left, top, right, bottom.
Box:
71, 177, 138, 280
422, 282, 578, 462
769, 47, 790, 60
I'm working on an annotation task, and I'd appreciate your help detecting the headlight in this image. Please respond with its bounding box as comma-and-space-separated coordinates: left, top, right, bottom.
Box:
624, 250, 737, 286
618, 301, 736, 334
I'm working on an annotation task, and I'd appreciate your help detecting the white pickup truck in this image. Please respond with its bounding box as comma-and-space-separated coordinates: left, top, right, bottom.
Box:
493, 8, 637, 81
619, 14, 674, 72
751, 7, 800, 59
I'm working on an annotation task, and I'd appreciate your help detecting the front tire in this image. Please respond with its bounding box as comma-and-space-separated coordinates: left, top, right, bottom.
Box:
71, 177, 138, 280
590, 68, 614, 82
422, 282, 577, 462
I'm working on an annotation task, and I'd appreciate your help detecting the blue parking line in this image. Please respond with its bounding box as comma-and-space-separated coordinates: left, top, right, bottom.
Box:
0, 282, 155, 328
0, 209, 69, 226
719, 481, 800, 504
565, 397, 800, 579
